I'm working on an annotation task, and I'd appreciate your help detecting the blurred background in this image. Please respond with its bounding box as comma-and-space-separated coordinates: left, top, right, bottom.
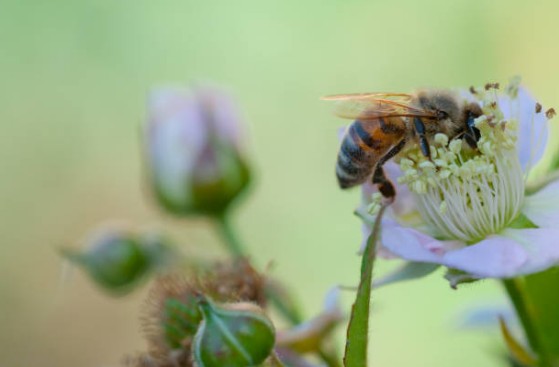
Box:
1, 0, 558, 365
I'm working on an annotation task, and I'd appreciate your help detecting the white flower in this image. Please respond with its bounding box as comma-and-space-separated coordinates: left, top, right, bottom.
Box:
359, 80, 559, 282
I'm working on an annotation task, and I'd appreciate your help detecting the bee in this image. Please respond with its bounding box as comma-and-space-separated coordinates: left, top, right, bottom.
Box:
323, 90, 483, 201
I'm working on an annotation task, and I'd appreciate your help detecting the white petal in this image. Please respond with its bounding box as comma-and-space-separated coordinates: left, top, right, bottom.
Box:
499, 87, 549, 170
147, 87, 206, 204
359, 222, 398, 258
442, 236, 528, 278
380, 222, 531, 278
500, 228, 559, 275
381, 221, 463, 263
523, 179, 559, 228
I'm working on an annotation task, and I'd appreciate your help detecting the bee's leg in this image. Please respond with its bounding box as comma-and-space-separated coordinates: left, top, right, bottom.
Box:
372, 139, 406, 203
464, 130, 479, 149
464, 112, 481, 148
372, 167, 396, 202
413, 117, 431, 159
464, 105, 482, 149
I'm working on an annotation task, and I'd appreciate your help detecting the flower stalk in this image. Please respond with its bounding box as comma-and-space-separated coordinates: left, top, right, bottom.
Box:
214, 212, 342, 367
215, 214, 246, 258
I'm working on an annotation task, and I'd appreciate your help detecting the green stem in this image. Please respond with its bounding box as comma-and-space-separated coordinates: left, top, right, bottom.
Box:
215, 214, 246, 258
503, 278, 552, 367
214, 214, 341, 366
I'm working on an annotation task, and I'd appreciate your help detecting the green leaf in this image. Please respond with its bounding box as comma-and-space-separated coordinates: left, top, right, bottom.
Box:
343, 205, 387, 367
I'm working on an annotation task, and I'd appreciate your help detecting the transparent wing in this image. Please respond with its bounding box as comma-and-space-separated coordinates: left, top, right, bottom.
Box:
322, 92, 437, 120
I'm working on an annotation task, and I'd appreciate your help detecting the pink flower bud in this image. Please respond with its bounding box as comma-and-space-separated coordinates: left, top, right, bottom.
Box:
146, 84, 251, 216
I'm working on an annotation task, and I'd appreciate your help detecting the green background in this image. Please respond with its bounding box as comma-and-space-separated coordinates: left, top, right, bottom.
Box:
1, 0, 557, 366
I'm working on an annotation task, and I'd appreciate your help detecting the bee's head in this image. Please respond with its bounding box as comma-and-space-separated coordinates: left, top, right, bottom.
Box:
417, 90, 483, 147
417, 90, 461, 123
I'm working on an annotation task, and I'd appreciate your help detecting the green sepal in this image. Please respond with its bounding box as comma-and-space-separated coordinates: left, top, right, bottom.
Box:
444, 268, 482, 289
508, 213, 538, 230
163, 297, 203, 349
193, 297, 275, 367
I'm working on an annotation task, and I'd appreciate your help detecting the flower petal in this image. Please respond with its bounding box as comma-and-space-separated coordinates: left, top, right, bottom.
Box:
523, 179, 559, 228
499, 86, 549, 170
500, 228, 559, 276
380, 220, 463, 263
442, 236, 528, 278
379, 221, 546, 278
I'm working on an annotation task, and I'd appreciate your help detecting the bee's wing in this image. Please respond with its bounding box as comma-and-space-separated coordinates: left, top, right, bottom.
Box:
322, 92, 437, 120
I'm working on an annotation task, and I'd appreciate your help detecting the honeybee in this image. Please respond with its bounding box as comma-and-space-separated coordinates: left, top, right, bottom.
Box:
323, 90, 483, 201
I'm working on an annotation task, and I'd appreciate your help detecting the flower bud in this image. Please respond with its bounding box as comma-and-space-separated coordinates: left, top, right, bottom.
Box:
139, 259, 267, 365
146, 84, 251, 217
63, 230, 172, 294
193, 297, 275, 367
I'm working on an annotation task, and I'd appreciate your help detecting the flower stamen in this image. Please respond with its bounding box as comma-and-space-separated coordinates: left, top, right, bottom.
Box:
397, 81, 526, 243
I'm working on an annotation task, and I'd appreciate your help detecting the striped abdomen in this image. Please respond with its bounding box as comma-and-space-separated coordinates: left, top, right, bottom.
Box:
336, 118, 406, 189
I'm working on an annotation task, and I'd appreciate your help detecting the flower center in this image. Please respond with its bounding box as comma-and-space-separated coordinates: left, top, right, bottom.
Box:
397, 86, 525, 243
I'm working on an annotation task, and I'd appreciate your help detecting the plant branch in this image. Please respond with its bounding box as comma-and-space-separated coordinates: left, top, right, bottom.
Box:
215, 214, 246, 258
214, 213, 340, 366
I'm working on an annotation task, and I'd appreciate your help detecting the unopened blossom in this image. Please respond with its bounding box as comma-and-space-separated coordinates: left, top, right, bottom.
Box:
146, 84, 250, 217
358, 79, 559, 283
63, 227, 172, 294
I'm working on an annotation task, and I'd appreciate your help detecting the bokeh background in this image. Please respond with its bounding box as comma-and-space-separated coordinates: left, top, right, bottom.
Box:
1, 0, 558, 366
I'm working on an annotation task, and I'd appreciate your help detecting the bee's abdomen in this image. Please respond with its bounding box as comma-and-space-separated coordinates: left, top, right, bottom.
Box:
336, 122, 379, 189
